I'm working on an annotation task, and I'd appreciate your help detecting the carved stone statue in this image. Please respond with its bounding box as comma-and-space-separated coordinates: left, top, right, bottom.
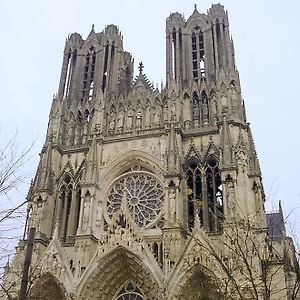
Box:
127, 107, 133, 130
117, 109, 125, 132
136, 108, 142, 129
109, 111, 116, 133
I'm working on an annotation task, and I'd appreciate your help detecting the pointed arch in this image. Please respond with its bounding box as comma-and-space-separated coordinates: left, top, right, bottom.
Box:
77, 110, 82, 122
115, 281, 145, 300
81, 46, 97, 101
170, 264, 223, 300
204, 156, 224, 232
78, 246, 162, 299
63, 48, 77, 99
84, 108, 90, 122
191, 26, 206, 82
184, 153, 223, 232
30, 272, 69, 300
186, 158, 203, 230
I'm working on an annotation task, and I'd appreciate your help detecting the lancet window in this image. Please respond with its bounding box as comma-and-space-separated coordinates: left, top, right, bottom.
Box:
191, 28, 206, 82
115, 282, 145, 300
63, 49, 77, 99
57, 175, 82, 240
102, 42, 115, 92
171, 28, 182, 80
186, 157, 223, 232
81, 46, 96, 101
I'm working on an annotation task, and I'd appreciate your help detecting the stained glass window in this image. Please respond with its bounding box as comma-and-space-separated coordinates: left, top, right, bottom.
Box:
107, 170, 163, 228
116, 282, 145, 300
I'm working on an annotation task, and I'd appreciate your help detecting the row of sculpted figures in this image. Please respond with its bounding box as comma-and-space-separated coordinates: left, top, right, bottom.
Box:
58, 83, 241, 145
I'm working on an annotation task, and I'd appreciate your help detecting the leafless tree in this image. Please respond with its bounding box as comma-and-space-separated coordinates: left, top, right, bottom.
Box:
183, 210, 300, 300
0, 132, 34, 298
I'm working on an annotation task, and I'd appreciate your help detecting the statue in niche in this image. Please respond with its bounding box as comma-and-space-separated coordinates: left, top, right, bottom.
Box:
184, 120, 191, 129
82, 195, 91, 231
117, 109, 125, 132
82, 123, 88, 144
170, 100, 176, 121
169, 188, 176, 222
163, 102, 168, 122
145, 104, 151, 129
126, 107, 133, 130
66, 126, 73, 146
193, 99, 200, 120
237, 150, 249, 172
202, 94, 209, 125
136, 108, 142, 129
221, 95, 227, 112
153, 105, 161, 127
211, 94, 218, 124
230, 83, 238, 113
74, 124, 81, 145
32, 200, 43, 232
226, 180, 235, 216
109, 110, 116, 133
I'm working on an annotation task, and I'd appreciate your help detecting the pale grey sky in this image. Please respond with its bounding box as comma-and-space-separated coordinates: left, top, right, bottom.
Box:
0, 0, 299, 238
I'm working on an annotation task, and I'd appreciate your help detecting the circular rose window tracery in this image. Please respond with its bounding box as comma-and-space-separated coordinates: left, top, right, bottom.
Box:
107, 171, 164, 228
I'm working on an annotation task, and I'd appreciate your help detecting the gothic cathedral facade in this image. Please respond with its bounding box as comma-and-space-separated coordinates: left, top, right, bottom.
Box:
3, 4, 299, 300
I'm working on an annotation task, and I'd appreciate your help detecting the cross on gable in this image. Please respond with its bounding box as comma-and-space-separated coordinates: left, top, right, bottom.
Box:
138, 61, 144, 74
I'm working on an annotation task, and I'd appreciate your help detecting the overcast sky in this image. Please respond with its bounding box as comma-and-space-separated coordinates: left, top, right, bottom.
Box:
0, 0, 299, 238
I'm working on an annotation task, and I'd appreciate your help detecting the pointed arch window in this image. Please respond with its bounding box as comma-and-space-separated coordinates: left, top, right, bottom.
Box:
58, 174, 73, 240
102, 42, 109, 92
63, 49, 77, 99
186, 161, 202, 230
185, 157, 223, 232
73, 185, 82, 234
115, 282, 145, 300
81, 46, 96, 101
171, 28, 179, 80
191, 28, 206, 82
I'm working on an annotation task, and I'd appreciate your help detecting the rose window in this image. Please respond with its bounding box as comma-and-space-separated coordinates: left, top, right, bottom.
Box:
107, 171, 163, 227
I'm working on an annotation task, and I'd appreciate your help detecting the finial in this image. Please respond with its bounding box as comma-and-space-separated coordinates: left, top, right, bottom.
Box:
138, 61, 144, 74
194, 4, 197, 11
91, 24, 95, 32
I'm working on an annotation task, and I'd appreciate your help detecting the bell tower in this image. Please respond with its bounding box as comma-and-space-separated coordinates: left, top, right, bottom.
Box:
166, 4, 236, 87
57, 24, 133, 103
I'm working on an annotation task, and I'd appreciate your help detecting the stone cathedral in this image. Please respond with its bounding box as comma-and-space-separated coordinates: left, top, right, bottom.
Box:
3, 4, 299, 300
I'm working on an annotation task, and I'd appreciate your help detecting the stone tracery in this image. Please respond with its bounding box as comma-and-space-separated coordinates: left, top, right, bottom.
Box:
107, 169, 164, 228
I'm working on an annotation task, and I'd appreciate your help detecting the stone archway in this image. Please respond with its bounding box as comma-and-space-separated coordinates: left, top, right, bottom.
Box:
171, 265, 224, 300
79, 246, 162, 299
29, 272, 68, 300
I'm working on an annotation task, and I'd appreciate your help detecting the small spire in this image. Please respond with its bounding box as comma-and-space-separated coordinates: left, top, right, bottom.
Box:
89, 24, 95, 35
194, 4, 198, 12
138, 61, 144, 74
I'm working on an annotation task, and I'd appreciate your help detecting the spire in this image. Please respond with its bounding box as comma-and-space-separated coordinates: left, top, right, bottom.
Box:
90, 24, 95, 35
36, 144, 54, 194
247, 127, 261, 176
220, 113, 233, 168
279, 201, 285, 228
166, 123, 180, 175
84, 134, 99, 184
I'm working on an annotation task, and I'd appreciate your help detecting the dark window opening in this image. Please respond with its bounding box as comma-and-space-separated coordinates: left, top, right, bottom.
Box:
81, 47, 96, 101
191, 29, 206, 82
74, 187, 81, 234
102, 43, 109, 92
172, 29, 177, 79
186, 158, 223, 232
63, 49, 77, 99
